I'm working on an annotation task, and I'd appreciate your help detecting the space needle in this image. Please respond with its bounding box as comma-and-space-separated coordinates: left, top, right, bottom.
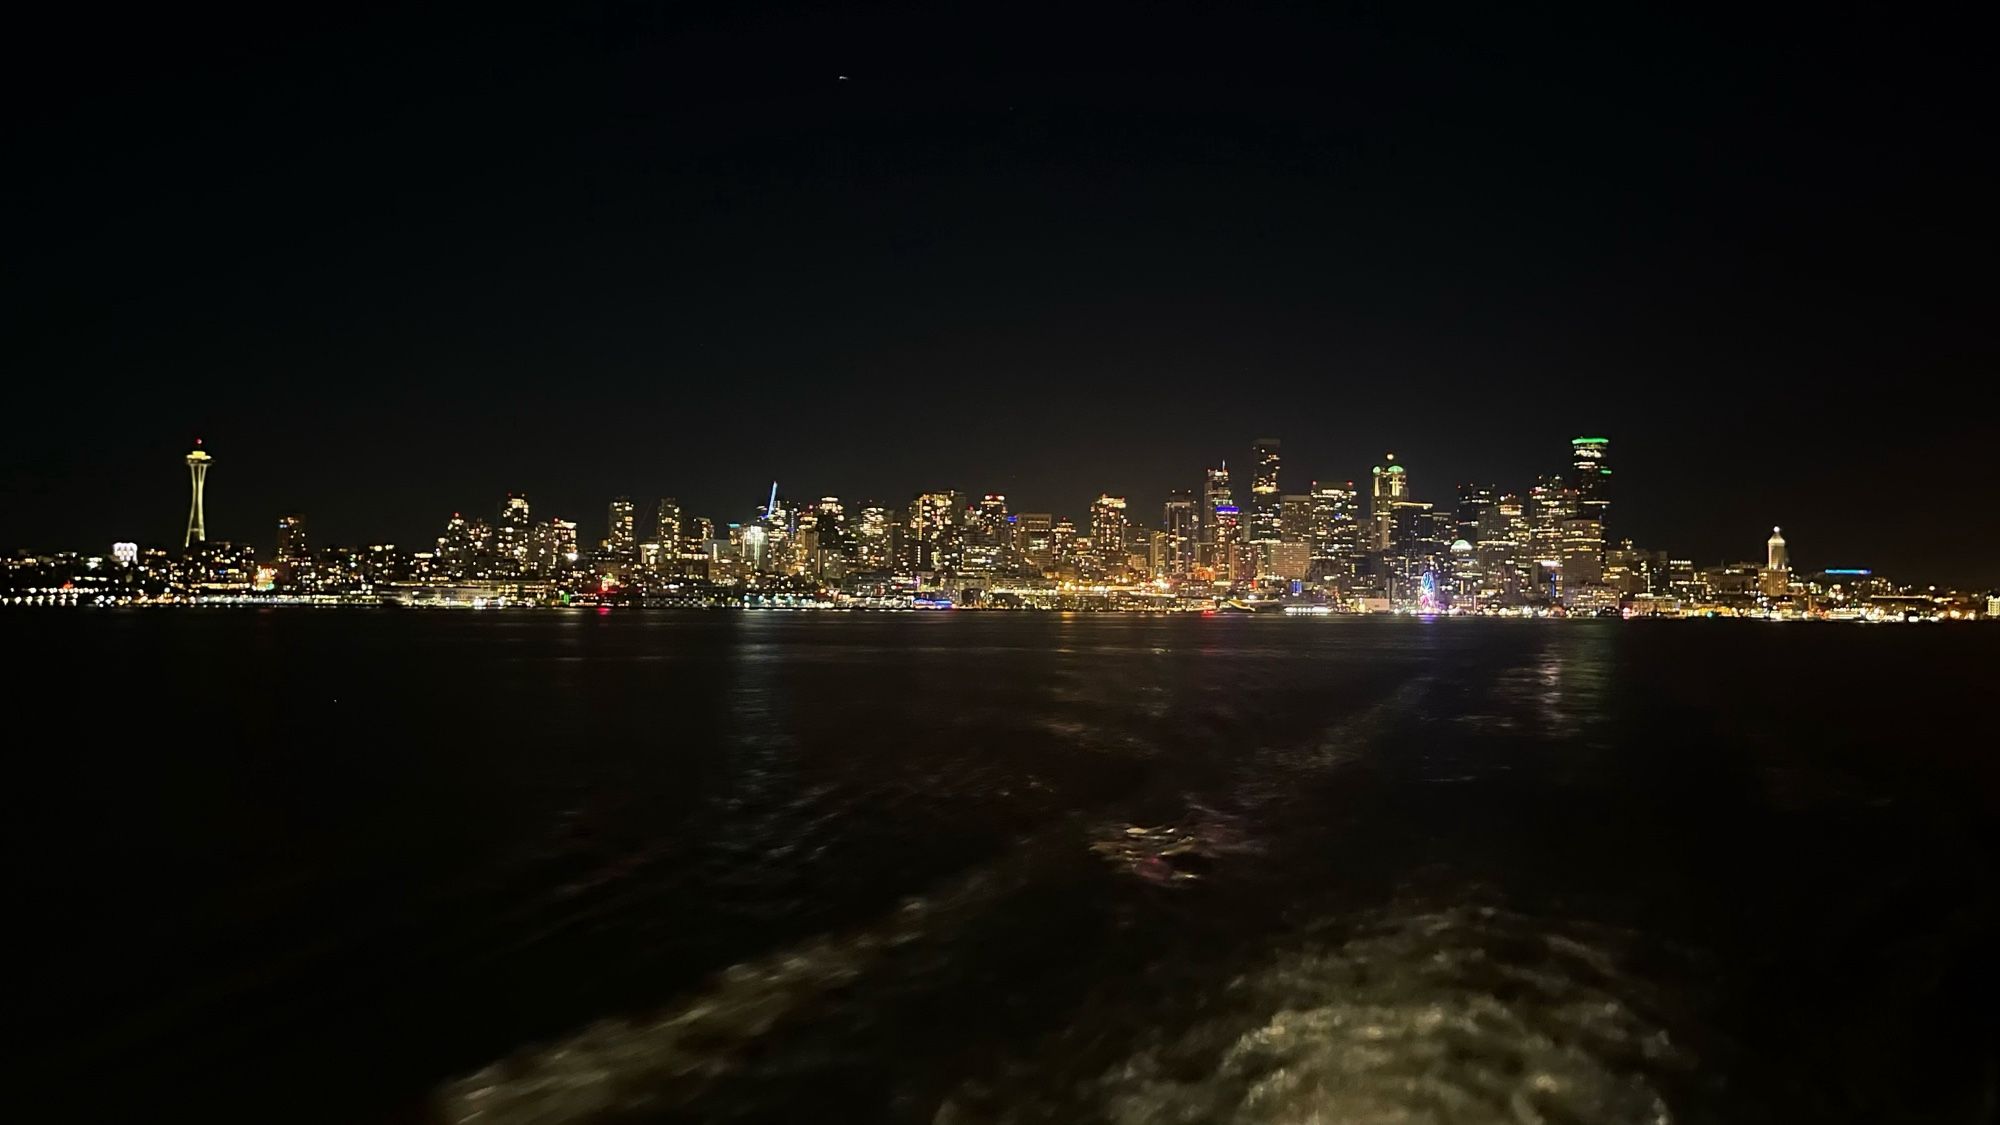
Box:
185, 439, 212, 548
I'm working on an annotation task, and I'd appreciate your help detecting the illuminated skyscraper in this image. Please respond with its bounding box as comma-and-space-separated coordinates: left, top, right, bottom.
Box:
1014, 512, 1055, 574
1208, 504, 1241, 581
855, 505, 893, 570
1758, 527, 1791, 597
1163, 490, 1198, 578
1052, 517, 1081, 574
607, 497, 636, 557
184, 441, 212, 548
1200, 464, 1239, 579
907, 491, 963, 571
1278, 494, 1312, 542
1384, 500, 1445, 603
1089, 495, 1128, 575
1528, 476, 1576, 597
1477, 492, 1530, 601
808, 497, 848, 575
1257, 492, 1309, 579
1454, 485, 1495, 546
275, 513, 308, 560
1571, 437, 1610, 526
1309, 483, 1361, 585
656, 498, 682, 553
1560, 518, 1605, 586
961, 495, 1011, 572
1248, 438, 1282, 545
496, 493, 531, 570
1202, 465, 1232, 519
1369, 453, 1408, 550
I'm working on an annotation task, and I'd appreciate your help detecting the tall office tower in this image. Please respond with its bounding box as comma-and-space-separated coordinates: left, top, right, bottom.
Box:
689, 517, 716, 550
1476, 493, 1527, 600
1309, 483, 1361, 585
1201, 464, 1233, 566
855, 505, 893, 570
907, 491, 963, 571
815, 497, 847, 552
1208, 503, 1242, 580
184, 440, 212, 548
495, 493, 531, 570
1089, 495, 1128, 575
1559, 518, 1605, 586
607, 497, 636, 557
1014, 512, 1055, 574
275, 514, 308, 560
436, 512, 474, 578
1449, 537, 1482, 605
809, 497, 848, 572
526, 520, 556, 575
1571, 437, 1610, 526
1528, 476, 1575, 559
1369, 453, 1408, 550
1052, 517, 1080, 574
791, 503, 821, 576
1386, 500, 1442, 602
1248, 438, 1282, 545
1759, 526, 1791, 597
756, 486, 798, 572
656, 498, 683, 553
734, 523, 770, 572
1163, 490, 1198, 578
1278, 493, 1313, 541
960, 494, 1010, 572
1454, 485, 1496, 546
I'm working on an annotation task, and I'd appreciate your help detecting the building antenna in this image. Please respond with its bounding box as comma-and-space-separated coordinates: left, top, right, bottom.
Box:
768, 480, 779, 517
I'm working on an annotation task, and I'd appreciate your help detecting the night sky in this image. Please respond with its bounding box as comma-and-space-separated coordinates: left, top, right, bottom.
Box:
7, 6, 1993, 582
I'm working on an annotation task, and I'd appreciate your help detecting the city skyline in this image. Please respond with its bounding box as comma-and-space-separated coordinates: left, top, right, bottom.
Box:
5, 428, 1987, 589
10, 430, 1990, 622
7, 9, 1994, 586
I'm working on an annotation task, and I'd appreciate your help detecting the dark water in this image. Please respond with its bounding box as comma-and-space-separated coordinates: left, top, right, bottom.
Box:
8, 612, 1999, 1124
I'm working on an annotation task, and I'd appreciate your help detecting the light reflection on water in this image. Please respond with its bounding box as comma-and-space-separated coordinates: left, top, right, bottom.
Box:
10, 613, 1998, 1124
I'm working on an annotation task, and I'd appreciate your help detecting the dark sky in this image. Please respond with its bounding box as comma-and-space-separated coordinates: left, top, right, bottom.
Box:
6, 5, 1994, 582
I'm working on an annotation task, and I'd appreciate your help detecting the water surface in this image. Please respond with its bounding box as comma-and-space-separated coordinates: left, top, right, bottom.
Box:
9, 612, 1997, 1123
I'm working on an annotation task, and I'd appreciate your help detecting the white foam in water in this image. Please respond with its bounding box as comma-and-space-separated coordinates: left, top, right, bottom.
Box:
1088, 905, 1685, 1125
435, 857, 1026, 1124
